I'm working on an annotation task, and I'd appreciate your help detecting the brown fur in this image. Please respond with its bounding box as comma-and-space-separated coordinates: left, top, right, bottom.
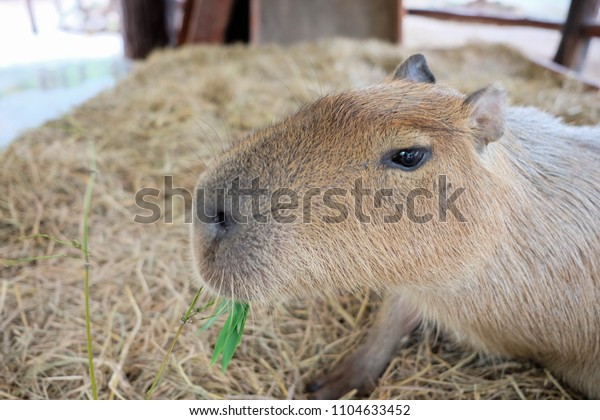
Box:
191, 58, 600, 399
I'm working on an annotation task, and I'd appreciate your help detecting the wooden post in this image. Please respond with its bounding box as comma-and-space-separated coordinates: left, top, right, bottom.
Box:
178, 0, 235, 44
121, 0, 170, 59
250, 0, 261, 44
177, 0, 194, 46
248, 0, 398, 44
553, 0, 600, 72
396, 0, 403, 44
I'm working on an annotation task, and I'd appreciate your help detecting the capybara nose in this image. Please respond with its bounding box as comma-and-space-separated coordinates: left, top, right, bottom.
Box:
194, 185, 238, 241
203, 198, 236, 239
211, 208, 233, 234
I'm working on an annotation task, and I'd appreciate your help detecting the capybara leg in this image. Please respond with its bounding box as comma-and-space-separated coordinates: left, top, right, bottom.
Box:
307, 294, 421, 399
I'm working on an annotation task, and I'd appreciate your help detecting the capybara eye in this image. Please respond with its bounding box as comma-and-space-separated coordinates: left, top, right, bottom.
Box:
387, 148, 430, 170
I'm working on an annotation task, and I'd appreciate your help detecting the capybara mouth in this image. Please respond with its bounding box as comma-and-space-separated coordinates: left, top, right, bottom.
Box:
192, 226, 281, 304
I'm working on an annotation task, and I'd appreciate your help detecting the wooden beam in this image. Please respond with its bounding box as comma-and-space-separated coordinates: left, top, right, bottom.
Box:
405, 7, 600, 38
582, 23, 600, 37
395, 0, 404, 44
121, 0, 169, 59
177, 0, 194, 46
527, 55, 600, 91
554, 0, 600, 71
406, 8, 564, 30
250, 0, 261, 44
181, 0, 235, 44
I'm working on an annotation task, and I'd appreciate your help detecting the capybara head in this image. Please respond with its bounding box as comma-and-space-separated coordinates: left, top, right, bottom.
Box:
191, 54, 509, 304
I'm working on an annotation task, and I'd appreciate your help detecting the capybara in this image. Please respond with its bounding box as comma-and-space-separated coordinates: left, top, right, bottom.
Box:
191, 54, 600, 398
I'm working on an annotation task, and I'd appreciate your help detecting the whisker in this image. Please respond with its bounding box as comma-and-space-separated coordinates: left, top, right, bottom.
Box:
192, 118, 221, 163
262, 62, 305, 108
180, 136, 210, 169
308, 57, 323, 97
195, 116, 227, 154
216, 111, 233, 149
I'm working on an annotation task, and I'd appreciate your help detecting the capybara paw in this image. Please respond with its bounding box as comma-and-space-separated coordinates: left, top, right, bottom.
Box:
307, 364, 376, 399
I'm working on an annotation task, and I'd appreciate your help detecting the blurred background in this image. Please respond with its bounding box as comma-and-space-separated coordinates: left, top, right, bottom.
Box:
1, 0, 598, 148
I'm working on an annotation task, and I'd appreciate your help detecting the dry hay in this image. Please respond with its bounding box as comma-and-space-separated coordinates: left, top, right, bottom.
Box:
1, 39, 598, 400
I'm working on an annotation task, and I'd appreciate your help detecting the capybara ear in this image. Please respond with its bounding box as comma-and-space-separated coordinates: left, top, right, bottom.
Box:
464, 84, 507, 145
392, 54, 436, 84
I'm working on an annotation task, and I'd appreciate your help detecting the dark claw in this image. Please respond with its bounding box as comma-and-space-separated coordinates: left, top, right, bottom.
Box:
305, 381, 322, 393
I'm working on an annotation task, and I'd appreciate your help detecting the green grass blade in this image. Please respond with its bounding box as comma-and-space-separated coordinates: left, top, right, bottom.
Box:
145, 286, 204, 400
181, 287, 204, 324
198, 299, 231, 333
82, 142, 98, 400
19, 233, 83, 249
220, 330, 240, 372
207, 301, 250, 371
1, 254, 78, 267
234, 303, 249, 346
210, 312, 235, 367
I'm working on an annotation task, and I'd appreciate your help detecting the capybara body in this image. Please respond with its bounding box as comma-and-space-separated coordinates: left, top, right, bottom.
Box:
191, 55, 600, 398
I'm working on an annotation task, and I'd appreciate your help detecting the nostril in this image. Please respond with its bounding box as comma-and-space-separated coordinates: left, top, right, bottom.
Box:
215, 211, 228, 229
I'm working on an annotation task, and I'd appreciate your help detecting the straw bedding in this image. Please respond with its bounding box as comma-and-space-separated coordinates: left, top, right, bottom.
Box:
1, 39, 598, 400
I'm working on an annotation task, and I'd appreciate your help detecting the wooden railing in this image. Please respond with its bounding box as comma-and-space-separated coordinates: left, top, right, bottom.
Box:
404, 0, 600, 72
